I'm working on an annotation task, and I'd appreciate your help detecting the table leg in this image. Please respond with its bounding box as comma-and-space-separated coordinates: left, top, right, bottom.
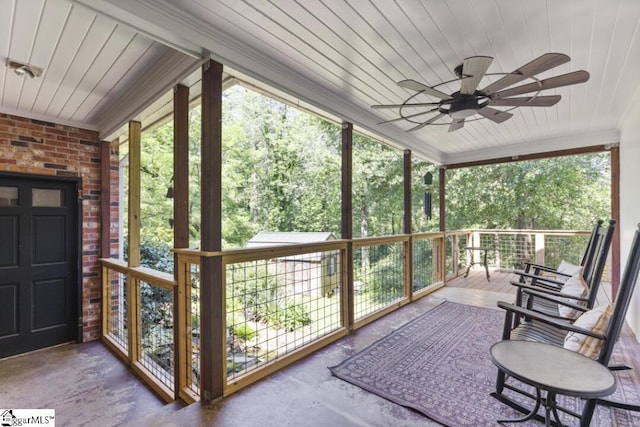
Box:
545, 391, 565, 427
497, 387, 542, 425
464, 249, 474, 278
483, 249, 490, 281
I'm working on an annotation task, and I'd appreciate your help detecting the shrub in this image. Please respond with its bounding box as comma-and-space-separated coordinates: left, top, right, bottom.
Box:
231, 323, 258, 341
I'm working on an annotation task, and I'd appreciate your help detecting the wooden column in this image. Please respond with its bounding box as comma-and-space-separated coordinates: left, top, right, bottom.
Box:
100, 141, 112, 259
611, 145, 620, 297
437, 166, 446, 283
200, 59, 224, 404
128, 121, 141, 266
403, 150, 413, 298
174, 84, 190, 249
403, 150, 412, 234
438, 166, 446, 232
127, 121, 141, 364
341, 122, 354, 330
173, 84, 189, 400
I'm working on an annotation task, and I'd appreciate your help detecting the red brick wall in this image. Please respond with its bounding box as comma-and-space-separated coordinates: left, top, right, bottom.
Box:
0, 112, 109, 342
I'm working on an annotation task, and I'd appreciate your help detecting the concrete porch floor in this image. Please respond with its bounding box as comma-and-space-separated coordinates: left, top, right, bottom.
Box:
0, 340, 176, 426
1, 269, 636, 426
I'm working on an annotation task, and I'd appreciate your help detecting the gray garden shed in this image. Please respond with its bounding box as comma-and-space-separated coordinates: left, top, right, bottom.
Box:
246, 232, 339, 297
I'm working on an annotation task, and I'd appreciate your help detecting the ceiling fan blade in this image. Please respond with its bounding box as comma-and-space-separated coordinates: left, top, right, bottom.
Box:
398, 79, 453, 100
477, 107, 513, 123
408, 113, 446, 132
492, 70, 590, 99
378, 108, 440, 124
481, 53, 571, 95
371, 102, 441, 109
460, 56, 493, 95
448, 118, 465, 132
490, 95, 561, 107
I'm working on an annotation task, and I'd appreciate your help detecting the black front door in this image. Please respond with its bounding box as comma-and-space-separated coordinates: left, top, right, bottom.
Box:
0, 175, 79, 358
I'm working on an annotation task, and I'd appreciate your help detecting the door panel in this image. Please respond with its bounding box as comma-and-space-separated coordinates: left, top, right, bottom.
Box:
0, 283, 18, 337
0, 216, 18, 267
0, 175, 78, 358
33, 216, 66, 264
32, 278, 68, 330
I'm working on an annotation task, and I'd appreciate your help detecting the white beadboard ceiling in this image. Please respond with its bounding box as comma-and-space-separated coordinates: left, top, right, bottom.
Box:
2, 0, 640, 165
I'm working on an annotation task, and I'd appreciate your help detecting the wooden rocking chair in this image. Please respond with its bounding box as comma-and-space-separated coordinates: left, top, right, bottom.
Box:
510, 220, 615, 323
515, 220, 604, 285
492, 223, 640, 426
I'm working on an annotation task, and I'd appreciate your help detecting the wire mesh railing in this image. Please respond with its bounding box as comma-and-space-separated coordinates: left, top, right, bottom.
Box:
100, 261, 176, 402
102, 227, 593, 403
137, 279, 175, 392
102, 260, 128, 353
225, 247, 342, 381
469, 230, 591, 270
353, 237, 407, 321
184, 260, 201, 398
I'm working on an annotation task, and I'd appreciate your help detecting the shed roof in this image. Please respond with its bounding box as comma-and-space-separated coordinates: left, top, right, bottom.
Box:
246, 232, 336, 248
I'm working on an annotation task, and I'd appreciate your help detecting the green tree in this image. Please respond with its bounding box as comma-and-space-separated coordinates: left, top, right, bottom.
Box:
445, 154, 610, 230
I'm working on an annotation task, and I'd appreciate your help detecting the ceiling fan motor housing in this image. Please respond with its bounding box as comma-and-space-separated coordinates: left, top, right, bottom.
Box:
443, 93, 489, 118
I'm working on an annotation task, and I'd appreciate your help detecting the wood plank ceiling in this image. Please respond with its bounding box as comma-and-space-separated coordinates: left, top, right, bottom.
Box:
2, 0, 640, 165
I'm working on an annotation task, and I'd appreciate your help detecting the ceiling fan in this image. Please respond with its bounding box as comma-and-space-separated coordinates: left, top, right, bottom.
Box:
372, 53, 590, 132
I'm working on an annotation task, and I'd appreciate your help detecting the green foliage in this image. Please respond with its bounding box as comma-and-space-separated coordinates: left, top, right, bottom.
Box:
140, 122, 175, 246
265, 301, 312, 332
229, 267, 311, 332
445, 154, 610, 230
139, 237, 174, 274
357, 246, 404, 303
231, 323, 258, 342
128, 238, 174, 338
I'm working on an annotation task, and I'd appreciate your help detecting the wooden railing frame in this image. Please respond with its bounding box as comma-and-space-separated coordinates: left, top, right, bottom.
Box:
101, 258, 177, 403
101, 228, 593, 405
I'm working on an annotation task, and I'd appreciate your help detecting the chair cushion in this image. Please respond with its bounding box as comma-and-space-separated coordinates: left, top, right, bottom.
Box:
557, 260, 582, 282
557, 272, 588, 319
564, 304, 613, 359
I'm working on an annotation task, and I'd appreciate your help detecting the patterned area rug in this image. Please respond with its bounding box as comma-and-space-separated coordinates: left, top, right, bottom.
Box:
329, 301, 640, 426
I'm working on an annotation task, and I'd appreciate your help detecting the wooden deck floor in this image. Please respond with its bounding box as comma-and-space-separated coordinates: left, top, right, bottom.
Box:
446, 265, 614, 306
446, 266, 518, 294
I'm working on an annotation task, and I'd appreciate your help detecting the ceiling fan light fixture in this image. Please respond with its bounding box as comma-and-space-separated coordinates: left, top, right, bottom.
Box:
450, 108, 477, 119
447, 94, 485, 119
7, 60, 44, 79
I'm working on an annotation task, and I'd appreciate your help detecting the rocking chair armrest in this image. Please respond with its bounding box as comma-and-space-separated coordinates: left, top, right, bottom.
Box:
511, 281, 559, 297
496, 301, 606, 339
510, 277, 563, 292
522, 286, 590, 304
521, 263, 571, 277
512, 271, 566, 287
522, 288, 590, 313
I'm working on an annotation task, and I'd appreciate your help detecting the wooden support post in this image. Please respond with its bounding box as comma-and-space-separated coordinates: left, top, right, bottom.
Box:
174, 84, 190, 250
439, 166, 446, 232
535, 232, 545, 265
100, 141, 112, 259
174, 84, 189, 400
452, 234, 459, 276
438, 168, 446, 283
403, 149, 413, 298
610, 145, 620, 297
127, 121, 141, 364
341, 122, 354, 331
128, 122, 141, 267
200, 59, 224, 404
